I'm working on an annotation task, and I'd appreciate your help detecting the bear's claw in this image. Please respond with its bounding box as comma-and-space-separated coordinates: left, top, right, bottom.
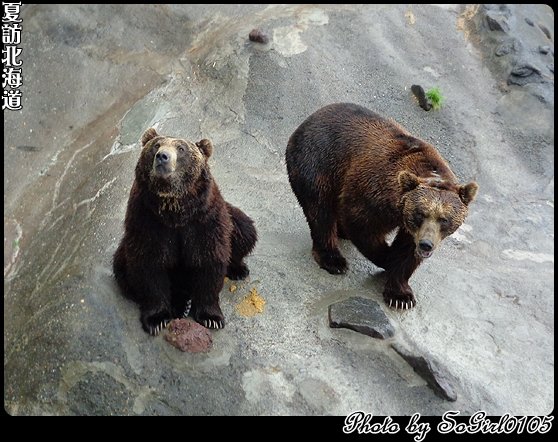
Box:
183, 299, 192, 318
142, 310, 173, 336
202, 319, 224, 329
149, 319, 170, 336
386, 295, 416, 311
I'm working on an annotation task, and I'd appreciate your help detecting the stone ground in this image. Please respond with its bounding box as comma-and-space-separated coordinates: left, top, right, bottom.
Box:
4, 4, 554, 416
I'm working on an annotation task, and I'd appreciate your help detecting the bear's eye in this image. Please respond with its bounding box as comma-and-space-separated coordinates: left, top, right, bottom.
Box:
178, 145, 186, 153
413, 213, 424, 225
439, 217, 450, 228
153, 142, 160, 149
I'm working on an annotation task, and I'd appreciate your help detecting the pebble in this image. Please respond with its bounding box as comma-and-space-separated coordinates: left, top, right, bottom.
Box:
249, 28, 270, 44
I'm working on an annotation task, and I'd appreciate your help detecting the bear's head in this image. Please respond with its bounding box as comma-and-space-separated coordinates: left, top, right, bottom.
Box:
137, 127, 213, 198
398, 170, 478, 259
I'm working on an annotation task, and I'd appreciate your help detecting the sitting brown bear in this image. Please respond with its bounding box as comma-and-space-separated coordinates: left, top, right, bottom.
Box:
286, 103, 478, 310
113, 128, 257, 334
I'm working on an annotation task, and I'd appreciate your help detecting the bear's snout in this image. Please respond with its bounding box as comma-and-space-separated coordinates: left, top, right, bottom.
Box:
418, 239, 433, 252
153, 147, 177, 176
415, 218, 441, 259
156, 151, 170, 164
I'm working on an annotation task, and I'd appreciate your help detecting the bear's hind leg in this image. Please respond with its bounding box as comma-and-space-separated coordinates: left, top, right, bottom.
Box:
113, 244, 137, 301
307, 207, 347, 275
226, 204, 257, 280
288, 170, 346, 274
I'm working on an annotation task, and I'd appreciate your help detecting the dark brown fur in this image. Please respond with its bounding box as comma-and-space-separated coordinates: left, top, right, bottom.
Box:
113, 128, 257, 334
286, 103, 478, 310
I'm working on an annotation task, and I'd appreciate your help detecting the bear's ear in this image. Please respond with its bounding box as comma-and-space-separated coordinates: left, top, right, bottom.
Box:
196, 139, 213, 158
398, 170, 421, 193
141, 128, 159, 146
459, 182, 479, 206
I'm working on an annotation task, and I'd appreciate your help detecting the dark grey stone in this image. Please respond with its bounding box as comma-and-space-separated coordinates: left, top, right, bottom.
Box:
328, 297, 395, 339
548, 63, 554, 73
538, 45, 550, 55
508, 62, 544, 85
392, 342, 457, 402
249, 28, 270, 44
538, 24, 552, 40
485, 11, 510, 33
525, 17, 534, 27
511, 63, 542, 77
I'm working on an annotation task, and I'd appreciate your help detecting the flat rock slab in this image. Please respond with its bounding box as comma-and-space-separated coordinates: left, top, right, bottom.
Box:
328, 297, 395, 339
391, 342, 457, 402
165, 319, 213, 353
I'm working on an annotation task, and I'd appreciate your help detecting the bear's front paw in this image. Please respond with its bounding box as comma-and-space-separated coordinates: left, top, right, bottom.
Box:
227, 262, 249, 280
197, 314, 225, 330
313, 249, 348, 275
194, 305, 225, 330
141, 310, 173, 336
383, 286, 416, 311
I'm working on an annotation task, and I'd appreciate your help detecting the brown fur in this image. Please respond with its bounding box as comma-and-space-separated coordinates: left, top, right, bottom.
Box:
286, 103, 478, 309
113, 128, 257, 334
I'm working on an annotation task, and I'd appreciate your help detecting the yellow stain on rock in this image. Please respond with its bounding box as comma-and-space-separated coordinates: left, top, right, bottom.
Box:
235, 288, 266, 317
405, 8, 416, 26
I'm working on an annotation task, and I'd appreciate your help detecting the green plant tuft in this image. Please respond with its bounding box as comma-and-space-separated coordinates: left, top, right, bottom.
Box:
425, 87, 444, 110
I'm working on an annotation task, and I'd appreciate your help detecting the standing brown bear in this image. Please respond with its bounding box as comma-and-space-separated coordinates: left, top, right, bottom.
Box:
286, 103, 478, 310
113, 128, 257, 335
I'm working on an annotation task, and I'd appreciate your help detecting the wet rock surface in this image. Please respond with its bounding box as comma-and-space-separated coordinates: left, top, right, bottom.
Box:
165, 319, 213, 353
328, 297, 395, 339
4, 4, 554, 415
392, 342, 458, 402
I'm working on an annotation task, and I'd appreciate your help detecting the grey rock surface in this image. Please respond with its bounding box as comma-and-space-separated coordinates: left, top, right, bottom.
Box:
392, 342, 458, 402
465, 4, 554, 103
4, 4, 554, 416
329, 297, 395, 339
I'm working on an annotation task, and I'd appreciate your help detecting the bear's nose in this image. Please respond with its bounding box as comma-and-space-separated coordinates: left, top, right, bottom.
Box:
155, 151, 170, 164
418, 239, 433, 252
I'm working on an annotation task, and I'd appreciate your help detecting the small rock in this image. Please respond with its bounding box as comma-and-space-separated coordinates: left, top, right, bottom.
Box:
539, 45, 551, 55
328, 297, 395, 339
16, 145, 41, 152
511, 63, 541, 77
411, 84, 432, 111
165, 318, 213, 353
538, 24, 552, 40
249, 28, 270, 44
508, 62, 543, 86
525, 17, 534, 27
494, 38, 521, 56
485, 11, 510, 33
392, 342, 457, 401
548, 63, 554, 73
